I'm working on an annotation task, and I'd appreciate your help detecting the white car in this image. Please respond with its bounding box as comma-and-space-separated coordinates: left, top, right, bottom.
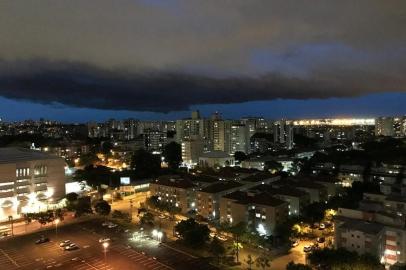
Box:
319, 223, 326, 229
291, 240, 299, 247
99, 237, 110, 243
65, 243, 79, 251
59, 240, 71, 247
108, 224, 117, 228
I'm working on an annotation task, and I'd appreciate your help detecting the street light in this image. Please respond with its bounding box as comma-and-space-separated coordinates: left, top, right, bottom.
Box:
55, 218, 60, 237
102, 242, 109, 267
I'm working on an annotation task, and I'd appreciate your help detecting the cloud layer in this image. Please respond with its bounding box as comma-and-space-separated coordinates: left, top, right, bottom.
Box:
0, 0, 405, 112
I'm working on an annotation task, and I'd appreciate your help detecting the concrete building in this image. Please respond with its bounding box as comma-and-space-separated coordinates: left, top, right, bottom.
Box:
0, 148, 66, 221
199, 151, 235, 168
219, 191, 289, 236
149, 176, 196, 214
375, 117, 395, 137
196, 181, 243, 220
181, 136, 203, 167
230, 123, 248, 154
274, 120, 294, 149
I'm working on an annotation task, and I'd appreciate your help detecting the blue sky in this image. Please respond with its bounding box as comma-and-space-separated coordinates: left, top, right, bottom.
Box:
1, 92, 404, 123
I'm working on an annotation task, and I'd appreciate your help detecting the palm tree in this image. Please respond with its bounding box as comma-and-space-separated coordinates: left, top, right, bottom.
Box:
255, 254, 271, 270
245, 254, 254, 270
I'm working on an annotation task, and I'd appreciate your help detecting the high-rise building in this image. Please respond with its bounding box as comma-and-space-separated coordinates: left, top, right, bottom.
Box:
375, 117, 395, 137
181, 135, 203, 167
143, 129, 167, 152
274, 120, 294, 149
230, 124, 248, 154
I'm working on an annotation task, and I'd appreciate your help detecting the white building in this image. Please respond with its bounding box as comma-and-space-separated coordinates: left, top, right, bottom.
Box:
0, 148, 66, 221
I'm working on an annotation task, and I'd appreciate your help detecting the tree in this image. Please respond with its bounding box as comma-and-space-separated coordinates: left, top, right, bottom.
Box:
175, 218, 210, 247
264, 160, 283, 173
255, 254, 271, 270
234, 151, 247, 163
75, 196, 93, 216
245, 254, 255, 270
66, 192, 79, 203
131, 149, 161, 178
209, 237, 226, 265
79, 152, 100, 167
140, 212, 154, 225
163, 142, 182, 170
286, 261, 312, 270
94, 200, 111, 217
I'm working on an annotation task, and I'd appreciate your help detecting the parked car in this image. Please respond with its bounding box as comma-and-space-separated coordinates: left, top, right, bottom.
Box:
65, 243, 79, 251
317, 237, 325, 243
35, 236, 50, 244
303, 245, 313, 253
59, 240, 71, 247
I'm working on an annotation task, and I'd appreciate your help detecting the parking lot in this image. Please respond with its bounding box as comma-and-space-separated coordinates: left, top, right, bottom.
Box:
0, 219, 217, 270
0, 220, 172, 270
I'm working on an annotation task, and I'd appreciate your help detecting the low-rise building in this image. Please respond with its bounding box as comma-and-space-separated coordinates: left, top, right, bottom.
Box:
219, 191, 289, 236
196, 181, 243, 220
199, 151, 235, 168
149, 176, 196, 214
0, 147, 66, 221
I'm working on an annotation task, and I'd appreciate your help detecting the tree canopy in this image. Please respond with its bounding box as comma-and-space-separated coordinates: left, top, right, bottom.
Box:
175, 218, 210, 247
162, 142, 182, 170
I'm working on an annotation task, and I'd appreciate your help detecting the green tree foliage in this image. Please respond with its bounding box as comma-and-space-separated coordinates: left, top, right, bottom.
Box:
94, 200, 111, 216
175, 218, 210, 247
308, 248, 383, 270
74, 165, 114, 187
24, 210, 64, 226
78, 152, 100, 167
286, 261, 312, 270
264, 160, 283, 173
162, 142, 182, 170
131, 149, 161, 178
245, 254, 255, 270
140, 212, 154, 225
209, 237, 226, 264
234, 151, 248, 163
255, 254, 271, 270
74, 196, 93, 216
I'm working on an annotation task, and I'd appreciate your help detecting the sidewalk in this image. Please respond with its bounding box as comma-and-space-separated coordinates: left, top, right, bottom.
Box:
0, 213, 95, 240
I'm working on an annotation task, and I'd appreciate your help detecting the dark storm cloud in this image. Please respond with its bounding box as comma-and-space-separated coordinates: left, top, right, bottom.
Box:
0, 0, 405, 111
0, 61, 404, 112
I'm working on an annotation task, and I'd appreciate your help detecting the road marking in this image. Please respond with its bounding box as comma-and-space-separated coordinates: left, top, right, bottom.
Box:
0, 248, 19, 267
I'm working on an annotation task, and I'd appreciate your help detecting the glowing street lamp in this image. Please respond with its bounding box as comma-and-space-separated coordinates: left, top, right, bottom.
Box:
55, 218, 60, 237
102, 242, 109, 265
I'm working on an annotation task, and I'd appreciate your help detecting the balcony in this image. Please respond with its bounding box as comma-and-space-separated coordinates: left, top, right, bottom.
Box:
34, 184, 48, 192
33, 178, 48, 185
15, 180, 30, 187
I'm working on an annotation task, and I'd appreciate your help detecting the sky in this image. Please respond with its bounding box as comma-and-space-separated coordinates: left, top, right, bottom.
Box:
0, 0, 405, 122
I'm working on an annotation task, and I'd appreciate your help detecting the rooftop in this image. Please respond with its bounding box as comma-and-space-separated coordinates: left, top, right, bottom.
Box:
224, 191, 287, 207
154, 176, 196, 189
0, 147, 60, 164
199, 181, 242, 193
339, 219, 385, 235
200, 151, 231, 159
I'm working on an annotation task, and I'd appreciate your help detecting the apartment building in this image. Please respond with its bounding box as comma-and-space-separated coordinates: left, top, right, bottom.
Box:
149, 176, 196, 214
219, 191, 289, 236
